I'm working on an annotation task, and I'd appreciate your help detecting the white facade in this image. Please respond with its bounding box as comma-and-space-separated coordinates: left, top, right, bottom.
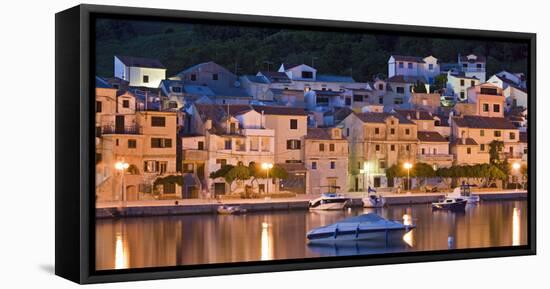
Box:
114, 56, 166, 88
447, 71, 481, 101
388, 55, 440, 84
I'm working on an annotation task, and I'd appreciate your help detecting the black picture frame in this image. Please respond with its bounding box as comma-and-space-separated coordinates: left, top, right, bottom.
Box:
55, 4, 536, 284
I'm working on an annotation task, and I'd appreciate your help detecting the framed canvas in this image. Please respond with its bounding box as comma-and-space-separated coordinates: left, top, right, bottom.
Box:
55, 4, 536, 284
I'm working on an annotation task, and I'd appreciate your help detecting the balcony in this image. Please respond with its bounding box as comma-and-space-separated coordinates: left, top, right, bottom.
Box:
417, 154, 454, 164
100, 124, 141, 135
183, 149, 208, 161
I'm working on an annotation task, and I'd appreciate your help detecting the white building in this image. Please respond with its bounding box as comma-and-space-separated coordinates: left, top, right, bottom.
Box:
114, 55, 166, 88
388, 55, 440, 84
446, 70, 481, 101
457, 54, 486, 82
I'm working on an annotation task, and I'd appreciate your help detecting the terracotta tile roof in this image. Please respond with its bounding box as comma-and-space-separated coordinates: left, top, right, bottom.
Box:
115, 55, 165, 69
417, 131, 447, 142
353, 112, 416, 125
451, 138, 478, 146
453, 116, 516, 129
305, 128, 343, 140
394, 109, 434, 120
252, 105, 308, 116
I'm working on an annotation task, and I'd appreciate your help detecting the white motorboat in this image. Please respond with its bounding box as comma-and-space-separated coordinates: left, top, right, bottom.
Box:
362, 187, 385, 208
217, 205, 247, 215
306, 213, 415, 243
449, 184, 480, 204
309, 193, 351, 210
431, 197, 468, 211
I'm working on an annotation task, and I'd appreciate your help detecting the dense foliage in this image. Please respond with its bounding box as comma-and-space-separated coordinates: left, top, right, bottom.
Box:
95, 19, 528, 81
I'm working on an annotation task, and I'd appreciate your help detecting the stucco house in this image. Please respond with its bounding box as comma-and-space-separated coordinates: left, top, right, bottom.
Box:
388, 55, 440, 84
446, 70, 481, 101
304, 127, 349, 194
114, 55, 166, 88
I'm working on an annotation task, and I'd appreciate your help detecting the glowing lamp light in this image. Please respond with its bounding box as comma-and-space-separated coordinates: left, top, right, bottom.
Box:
512, 162, 521, 170
261, 162, 273, 170
403, 162, 413, 170
115, 161, 130, 171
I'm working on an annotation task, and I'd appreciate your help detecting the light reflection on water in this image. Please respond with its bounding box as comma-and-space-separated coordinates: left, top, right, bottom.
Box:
96, 200, 528, 270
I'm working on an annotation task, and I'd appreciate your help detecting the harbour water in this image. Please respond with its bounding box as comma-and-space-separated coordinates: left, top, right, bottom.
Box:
96, 200, 528, 270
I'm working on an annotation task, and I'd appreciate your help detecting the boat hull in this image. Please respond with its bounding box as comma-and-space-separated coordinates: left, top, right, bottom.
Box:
431, 200, 467, 211
307, 228, 408, 243
363, 195, 386, 208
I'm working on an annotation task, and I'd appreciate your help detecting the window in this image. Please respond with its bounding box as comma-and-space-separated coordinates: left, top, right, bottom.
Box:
509, 147, 514, 154
406, 145, 410, 151
301, 71, 313, 79
396, 87, 405, 94
460, 79, 465, 86
144, 160, 167, 173
421, 148, 425, 155
122, 99, 130, 108
467, 147, 472, 154
151, 116, 166, 127
151, 138, 172, 148
353, 94, 364, 102
96, 101, 102, 113
398, 62, 404, 68
471, 80, 475, 87
329, 143, 335, 152
480, 144, 485, 151
378, 84, 384, 90
483, 103, 489, 112
319, 143, 325, 152
235, 139, 245, 151
317, 97, 329, 105
510, 132, 516, 140
405, 128, 410, 135
463, 63, 468, 68
433, 148, 437, 154
216, 159, 227, 166
198, 141, 204, 150
379, 160, 386, 169
460, 91, 465, 99
115, 139, 119, 146
476, 63, 482, 69
143, 75, 149, 83
481, 87, 498, 95
261, 137, 270, 152
480, 130, 485, 137
287, 139, 301, 150
346, 128, 349, 137
172, 86, 182, 93
428, 64, 434, 70
345, 98, 351, 106
390, 128, 395, 135
390, 144, 395, 151
379, 97, 383, 104
374, 127, 380, 135
311, 161, 317, 170
224, 139, 232, 150
250, 137, 259, 151
212, 73, 218, 80
330, 161, 336, 169
494, 131, 502, 137
290, 119, 298, 130
190, 74, 197, 81
493, 104, 500, 113
128, 139, 137, 148
168, 101, 178, 109
375, 144, 381, 152
407, 63, 413, 69
394, 98, 404, 105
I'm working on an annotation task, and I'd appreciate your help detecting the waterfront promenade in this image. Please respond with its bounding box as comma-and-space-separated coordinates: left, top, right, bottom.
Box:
96, 190, 527, 218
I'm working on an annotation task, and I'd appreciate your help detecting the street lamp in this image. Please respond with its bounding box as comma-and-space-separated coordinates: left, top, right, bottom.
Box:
512, 162, 521, 191
261, 162, 274, 194
115, 161, 130, 206
403, 162, 413, 193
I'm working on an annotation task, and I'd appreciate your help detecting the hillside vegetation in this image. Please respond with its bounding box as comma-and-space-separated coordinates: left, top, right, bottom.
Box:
95, 19, 528, 82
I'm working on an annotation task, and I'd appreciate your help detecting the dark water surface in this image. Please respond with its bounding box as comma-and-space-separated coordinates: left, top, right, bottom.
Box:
96, 200, 528, 270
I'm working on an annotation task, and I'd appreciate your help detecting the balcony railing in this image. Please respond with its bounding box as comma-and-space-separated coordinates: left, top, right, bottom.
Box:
100, 124, 142, 135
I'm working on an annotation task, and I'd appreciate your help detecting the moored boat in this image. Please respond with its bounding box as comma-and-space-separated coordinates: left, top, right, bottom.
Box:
306, 213, 415, 242
431, 197, 468, 211
217, 205, 247, 215
309, 193, 351, 210
362, 187, 385, 208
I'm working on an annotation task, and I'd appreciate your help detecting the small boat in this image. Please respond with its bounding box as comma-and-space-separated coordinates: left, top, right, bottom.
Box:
306, 213, 415, 243
431, 197, 468, 211
363, 186, 385, 208
309, 193, 351, 210
450, 183, 480, 203
217, 205, 247, 215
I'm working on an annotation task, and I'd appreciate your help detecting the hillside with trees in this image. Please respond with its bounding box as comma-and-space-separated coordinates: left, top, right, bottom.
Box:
95, 19, 528, 82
